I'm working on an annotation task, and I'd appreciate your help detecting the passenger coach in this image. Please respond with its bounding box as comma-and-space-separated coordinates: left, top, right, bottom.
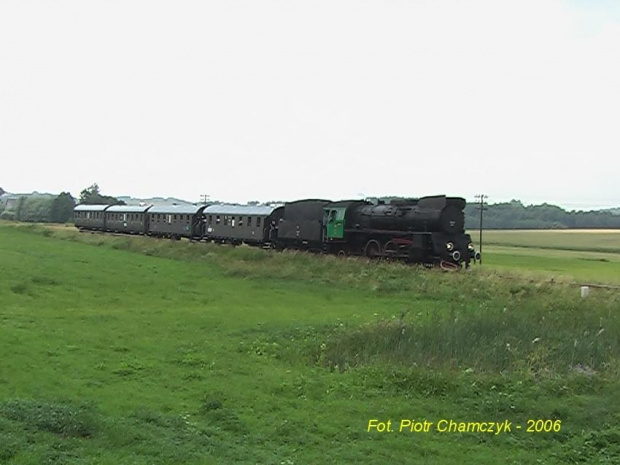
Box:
105, 205, 151, 234
147, 205, 206, 239
74, 205, 109, 231
203, 205, 284, 245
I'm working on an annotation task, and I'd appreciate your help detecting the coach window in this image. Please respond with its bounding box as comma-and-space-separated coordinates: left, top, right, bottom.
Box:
256, 217, 261, 227
216, 216, 220, 224
247, 216, 251, 227
238, 216, 243, 227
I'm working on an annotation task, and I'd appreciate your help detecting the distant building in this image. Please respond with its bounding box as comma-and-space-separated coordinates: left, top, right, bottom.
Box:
0, 194, 21, 211
0, 192, 55, 211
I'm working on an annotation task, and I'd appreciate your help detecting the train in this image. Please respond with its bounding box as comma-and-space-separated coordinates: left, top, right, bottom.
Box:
74, 195, 480, 268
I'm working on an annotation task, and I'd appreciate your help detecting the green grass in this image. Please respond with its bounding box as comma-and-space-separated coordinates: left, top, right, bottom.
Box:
482, 229, 620, 254
1, 223, 619, 463
475, 229, 620, 285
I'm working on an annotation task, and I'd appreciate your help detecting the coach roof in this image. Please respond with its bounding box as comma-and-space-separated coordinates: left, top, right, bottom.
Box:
204, 205, 281, 216
106, 205, 151, 213
148, 205, 206, 215
74, 204, 110, 212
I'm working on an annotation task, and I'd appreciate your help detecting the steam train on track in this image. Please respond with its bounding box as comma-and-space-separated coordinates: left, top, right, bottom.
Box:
74, 195, 480, 268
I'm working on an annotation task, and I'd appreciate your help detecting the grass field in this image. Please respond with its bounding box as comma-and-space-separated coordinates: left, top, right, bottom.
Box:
1, 224, 620, 464
477, 229, 620, 286
482, 229, 620, 254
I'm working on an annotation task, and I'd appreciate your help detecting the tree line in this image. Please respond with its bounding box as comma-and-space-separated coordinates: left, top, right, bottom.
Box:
0, 184, 124, 223
1, 186, 619, 228
464, 200, 620, 229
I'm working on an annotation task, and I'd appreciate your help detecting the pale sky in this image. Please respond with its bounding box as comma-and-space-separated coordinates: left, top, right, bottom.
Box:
1, 0, 619, 209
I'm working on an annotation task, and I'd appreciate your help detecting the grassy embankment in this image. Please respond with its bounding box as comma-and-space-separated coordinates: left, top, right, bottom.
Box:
1, 223, 619, 464
480, 229, 620, 285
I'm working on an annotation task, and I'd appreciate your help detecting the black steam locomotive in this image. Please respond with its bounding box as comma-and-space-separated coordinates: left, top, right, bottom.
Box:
74, 195, 479, 268
277, 195, 479, 268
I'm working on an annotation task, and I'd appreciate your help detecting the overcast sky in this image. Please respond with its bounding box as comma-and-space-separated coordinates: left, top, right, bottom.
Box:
1, 0, 619, 209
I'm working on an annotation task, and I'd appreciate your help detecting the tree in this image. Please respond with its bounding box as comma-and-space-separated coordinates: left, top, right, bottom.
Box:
17, 197, 53, 222
79, 183, 125, 206
50, 192, 76, 223
79, 183, 101, 204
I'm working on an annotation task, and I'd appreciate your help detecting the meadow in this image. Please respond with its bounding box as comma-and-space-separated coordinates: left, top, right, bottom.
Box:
1, 223, 619, 464
480, 229, 620, 286
483, 229, 620, 254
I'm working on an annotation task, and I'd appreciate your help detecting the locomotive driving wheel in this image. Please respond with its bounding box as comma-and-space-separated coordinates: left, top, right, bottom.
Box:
364, 239, 382, 259
383, 241, 398, 260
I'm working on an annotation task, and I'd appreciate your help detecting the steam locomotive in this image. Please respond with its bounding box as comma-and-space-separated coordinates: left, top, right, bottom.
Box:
74, 195, 480, 268
277, 195, 479, 268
